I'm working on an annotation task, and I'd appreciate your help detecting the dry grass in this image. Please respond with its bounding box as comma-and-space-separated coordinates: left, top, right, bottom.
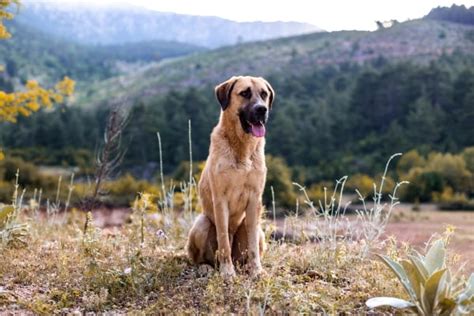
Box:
1, 154, 471, 314
0, 207, 412, 315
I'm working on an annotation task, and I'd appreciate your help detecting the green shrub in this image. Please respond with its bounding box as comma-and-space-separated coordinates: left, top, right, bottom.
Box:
401, 169, 445, 202
426, 153, 471, 193
399, 150, 473, 203
102, 174, 160, 206
397, 149, 426, 177
264, 155, 297, 211
7, 147, 94, 172
346, 174, 375, 197
0, 157, 57, 203
462, 147, 474, 173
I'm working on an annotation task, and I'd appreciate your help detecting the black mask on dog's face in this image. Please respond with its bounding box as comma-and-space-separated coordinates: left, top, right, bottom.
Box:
215, 76, 275, 138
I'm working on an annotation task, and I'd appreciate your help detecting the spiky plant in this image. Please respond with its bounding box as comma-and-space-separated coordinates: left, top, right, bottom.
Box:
367, 238, 474, 315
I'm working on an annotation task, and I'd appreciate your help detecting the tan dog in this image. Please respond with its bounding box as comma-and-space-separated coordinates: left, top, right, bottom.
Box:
187, 76, 274, 278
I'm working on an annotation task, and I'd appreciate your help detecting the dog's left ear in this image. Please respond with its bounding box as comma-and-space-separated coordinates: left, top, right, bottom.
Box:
262, 78, 275, 108
215, 77, 238, 111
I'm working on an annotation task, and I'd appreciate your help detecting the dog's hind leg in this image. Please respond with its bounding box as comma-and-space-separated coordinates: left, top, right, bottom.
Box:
186, 214, 218, 266
232, 221, 266, 267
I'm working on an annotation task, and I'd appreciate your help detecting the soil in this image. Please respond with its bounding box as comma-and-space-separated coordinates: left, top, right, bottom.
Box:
383, 203, 474, 273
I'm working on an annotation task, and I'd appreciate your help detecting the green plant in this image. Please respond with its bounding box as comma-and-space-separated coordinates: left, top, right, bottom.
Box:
264, 155, 297, 211
367, 238, 474, 315
292, 154, 408, 257
0, 170, 29, 248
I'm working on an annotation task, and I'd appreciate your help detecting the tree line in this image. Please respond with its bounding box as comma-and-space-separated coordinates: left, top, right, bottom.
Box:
1, 55, 473, 188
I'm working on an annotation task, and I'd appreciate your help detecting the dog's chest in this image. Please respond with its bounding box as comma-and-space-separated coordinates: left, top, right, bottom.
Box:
224, 161, 265, 217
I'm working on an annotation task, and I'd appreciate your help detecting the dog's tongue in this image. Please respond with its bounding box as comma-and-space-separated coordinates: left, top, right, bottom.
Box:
250, 123, 266, 137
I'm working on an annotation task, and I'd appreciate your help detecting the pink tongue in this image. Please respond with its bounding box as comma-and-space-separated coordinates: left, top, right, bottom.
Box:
250, 123, 266, 137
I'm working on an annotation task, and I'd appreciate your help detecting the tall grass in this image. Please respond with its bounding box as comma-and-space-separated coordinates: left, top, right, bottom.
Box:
0, 170, 28, 248
292, 153, 408, 257
356, 153, 409, 256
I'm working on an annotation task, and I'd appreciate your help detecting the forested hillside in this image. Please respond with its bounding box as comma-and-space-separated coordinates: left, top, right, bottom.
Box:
1, 5, 473, 206
0, 20, 205, 89
78, 18, 474, 107
2, 54, 473, 180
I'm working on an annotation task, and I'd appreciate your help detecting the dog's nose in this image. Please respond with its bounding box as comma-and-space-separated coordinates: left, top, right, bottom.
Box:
254, 105, 267, 116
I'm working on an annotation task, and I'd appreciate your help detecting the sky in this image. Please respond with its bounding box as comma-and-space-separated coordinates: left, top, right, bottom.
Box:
49, 0, 474, 31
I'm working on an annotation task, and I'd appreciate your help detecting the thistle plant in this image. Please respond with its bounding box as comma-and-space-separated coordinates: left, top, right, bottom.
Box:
294, 175, 353, 247
367, 238, 474, 315
0, 170, 29, 248
355, 153, 409, 257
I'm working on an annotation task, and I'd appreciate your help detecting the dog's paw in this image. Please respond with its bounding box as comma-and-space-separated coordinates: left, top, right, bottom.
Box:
220, 263, 236, 279
248, 264, 266, 279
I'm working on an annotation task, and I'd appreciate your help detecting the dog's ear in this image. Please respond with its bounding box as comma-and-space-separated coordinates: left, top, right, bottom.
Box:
261, 78, 275, 108
215, 77, 238, 111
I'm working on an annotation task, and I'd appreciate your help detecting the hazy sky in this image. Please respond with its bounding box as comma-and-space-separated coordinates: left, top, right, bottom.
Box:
48, 1, 474, 31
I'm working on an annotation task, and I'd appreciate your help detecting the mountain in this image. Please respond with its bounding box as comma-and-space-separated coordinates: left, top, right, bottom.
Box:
78, 18, 474, 107
16, 1, 321, 48
0, 20, 205, 88
425, 4, 474, 25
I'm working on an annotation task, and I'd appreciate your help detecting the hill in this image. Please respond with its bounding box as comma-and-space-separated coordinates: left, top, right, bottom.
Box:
1, 6, 473, 207
16, 1, 320, 48
0, 20, 205, 89
425, 4, 474, 25
3, 18, 474, 182
78, 18, 474, 107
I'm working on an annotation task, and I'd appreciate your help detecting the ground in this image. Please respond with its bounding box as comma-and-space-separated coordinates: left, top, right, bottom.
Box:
384, 204, 474, 273
0, 203, 472, 314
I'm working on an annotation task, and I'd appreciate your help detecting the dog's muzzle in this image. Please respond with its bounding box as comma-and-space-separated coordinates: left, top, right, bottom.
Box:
239, 103, 269, 138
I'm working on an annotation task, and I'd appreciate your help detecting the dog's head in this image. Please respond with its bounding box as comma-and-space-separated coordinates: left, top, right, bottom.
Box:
215, 76, 275, 138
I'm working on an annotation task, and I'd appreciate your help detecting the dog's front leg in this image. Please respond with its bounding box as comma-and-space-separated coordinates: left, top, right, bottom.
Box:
245, 198, 263, 277
213, 200, 236, 278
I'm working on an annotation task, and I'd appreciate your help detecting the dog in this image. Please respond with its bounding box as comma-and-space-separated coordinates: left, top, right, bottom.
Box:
186, 76, 274, 278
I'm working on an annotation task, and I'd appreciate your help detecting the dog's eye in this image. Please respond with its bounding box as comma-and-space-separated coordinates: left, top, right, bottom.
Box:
260, 91, 268, 100
239, 88, 251, 99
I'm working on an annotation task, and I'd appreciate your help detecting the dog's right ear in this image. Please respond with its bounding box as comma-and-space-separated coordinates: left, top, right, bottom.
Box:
215, 77, 238, 111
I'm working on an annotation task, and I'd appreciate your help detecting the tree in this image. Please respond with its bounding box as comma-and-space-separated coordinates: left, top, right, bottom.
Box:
450, 70, 474, 147
426, 153, 471, 193
405, 98, 443, 148
396, 149, 425, 176
0, 0, 74, 159
462, 147, 474, 173
264, 155, 297, 210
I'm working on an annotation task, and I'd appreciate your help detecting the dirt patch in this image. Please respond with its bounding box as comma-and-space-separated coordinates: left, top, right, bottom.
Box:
384, 204, 474, 273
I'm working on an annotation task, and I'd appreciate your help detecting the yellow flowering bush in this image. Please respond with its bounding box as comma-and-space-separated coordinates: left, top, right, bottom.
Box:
0, 0, 19, 39
0, 0, 75, 159
0, 77, 75, 122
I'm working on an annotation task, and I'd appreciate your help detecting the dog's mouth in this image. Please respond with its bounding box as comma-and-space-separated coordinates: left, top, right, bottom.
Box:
239, 108, 267, 138
248, 121, 266, 137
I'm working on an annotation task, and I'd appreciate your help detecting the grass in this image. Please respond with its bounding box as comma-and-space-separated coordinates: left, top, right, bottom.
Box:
0, 129, 472, 313
1, 176, 470, 313
0, 207, 411, 314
